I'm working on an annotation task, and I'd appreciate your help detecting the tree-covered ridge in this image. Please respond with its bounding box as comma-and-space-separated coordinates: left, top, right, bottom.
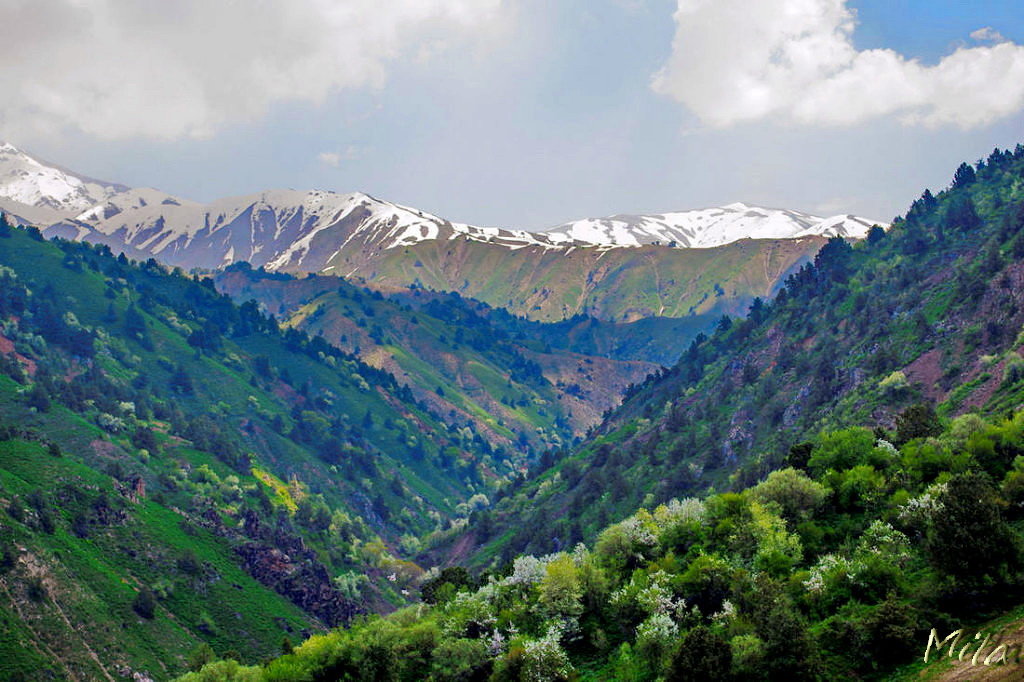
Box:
452, 146, 1024, 567
214, 265, 660, 457
0, 222, 507, 678
182, 407, 1024, 681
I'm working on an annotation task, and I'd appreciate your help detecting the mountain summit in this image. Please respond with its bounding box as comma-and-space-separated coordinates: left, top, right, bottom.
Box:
0, 142, 128, 220
543, 202, 879, 248
0, 142, 883, 258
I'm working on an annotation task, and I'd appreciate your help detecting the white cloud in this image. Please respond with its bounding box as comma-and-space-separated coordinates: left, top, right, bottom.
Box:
652, 0, 1024, 129
318, 146, 361, 167
971, 27, 1006, 44
0, 0, 506, 141
317, 152, 341, 168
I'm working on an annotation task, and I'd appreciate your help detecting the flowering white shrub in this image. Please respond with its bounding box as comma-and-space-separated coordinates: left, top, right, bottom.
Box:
620, 515, 658, 548
521, 626, 573, 682
488, 628, 507, 656
855, 520, 910, 561
875, 439, 899, 458
653, 498, 706, 540
898, 482, 947, 526
97, 412, 127, 433
711, 599, 736, 624
506, 555, 550, 586
804, 553, 854, 593
612, 570, 687, 619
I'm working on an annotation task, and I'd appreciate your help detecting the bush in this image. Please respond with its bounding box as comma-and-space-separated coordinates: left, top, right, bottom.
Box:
1003, 354, 1024, 387
748, 468, 828, 521
132, 587, 157, 619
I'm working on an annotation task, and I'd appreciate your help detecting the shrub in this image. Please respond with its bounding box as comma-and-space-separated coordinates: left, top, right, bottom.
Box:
132, 588, 157, 619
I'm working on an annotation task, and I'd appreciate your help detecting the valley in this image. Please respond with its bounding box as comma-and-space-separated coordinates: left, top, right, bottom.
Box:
3, 141, 1024, 682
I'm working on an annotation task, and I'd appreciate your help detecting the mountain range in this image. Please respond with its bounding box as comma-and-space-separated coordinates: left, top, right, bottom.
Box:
0, 142, 883, 324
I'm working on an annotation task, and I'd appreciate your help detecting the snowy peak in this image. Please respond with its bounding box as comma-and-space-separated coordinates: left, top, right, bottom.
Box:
0, 142, 127, 217
0, 141, 885, 276
543, 203, 883, 249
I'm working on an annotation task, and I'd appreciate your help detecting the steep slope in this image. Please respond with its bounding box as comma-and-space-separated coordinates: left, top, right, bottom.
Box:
449, 146, 1024, 567
215, 267, 661, 453
62, 189, 832, 322
334, 234, 825, 323
185, 405, 1024, 681
0, 222, 512, 678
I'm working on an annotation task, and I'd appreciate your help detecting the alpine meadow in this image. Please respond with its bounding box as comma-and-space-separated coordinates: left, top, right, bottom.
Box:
3, 1, 1024, 681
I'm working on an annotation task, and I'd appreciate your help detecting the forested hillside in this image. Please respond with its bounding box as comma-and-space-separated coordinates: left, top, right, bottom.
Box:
0, 223, 506, 679
183, 410, 1024, 680
214, 267, 660, 453
451, 147, 1024, 567
178, 150, 1024, 681
7, 144, 1024, 681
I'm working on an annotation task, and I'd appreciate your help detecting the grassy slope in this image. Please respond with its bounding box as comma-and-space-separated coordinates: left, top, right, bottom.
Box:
320, 234, 824, 323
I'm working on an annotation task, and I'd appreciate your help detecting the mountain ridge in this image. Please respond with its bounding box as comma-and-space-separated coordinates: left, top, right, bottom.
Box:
0, 141, 883, 262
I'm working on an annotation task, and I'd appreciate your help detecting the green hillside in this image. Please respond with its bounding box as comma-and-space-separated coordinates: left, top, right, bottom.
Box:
177, 150, 1024, 682
214, 268, 660, 455
0, 223, 508, 678
453, 147, 1024, 567
183, 408, 1024, 680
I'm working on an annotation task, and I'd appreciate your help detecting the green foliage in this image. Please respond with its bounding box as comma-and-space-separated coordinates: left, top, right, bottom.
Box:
131, 587, 157, 619
183, 402, 1024, 680
668, 625, 732, 681
747, 467, 828, 521
926, 471, 1020, 586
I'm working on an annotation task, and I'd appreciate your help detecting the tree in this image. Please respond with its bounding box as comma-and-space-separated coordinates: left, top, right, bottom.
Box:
131, 426, 159, 452
25, 383, 50, 412
866, 225, 886, 245
420, 566, 472, 604
748, 468, 829, 521
668, 626, 732, 681
894, 402, 942, 445
538, 554, 583, 618
123, 304, 152, 348
186, 643, 215, 672
786, 442, 814, 471
944, 195, 981, 232
813, 236, 853, 284
926, 471, 1020, 586
952, 162, 976, 189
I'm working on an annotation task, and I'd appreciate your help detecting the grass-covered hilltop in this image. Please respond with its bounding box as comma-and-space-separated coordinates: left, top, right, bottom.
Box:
5, 144, 1024, 682
176, 145, 1024, 682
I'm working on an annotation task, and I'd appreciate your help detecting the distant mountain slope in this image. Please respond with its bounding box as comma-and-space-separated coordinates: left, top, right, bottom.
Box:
0, 143, 882, 325
214, 267, 660, 452
0, 142, 128, 216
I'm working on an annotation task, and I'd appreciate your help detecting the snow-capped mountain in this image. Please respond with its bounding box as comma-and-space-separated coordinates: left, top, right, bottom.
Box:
0, 142, 885, 275
542, 202, 880, 249
57, 188, 569, 272
0, 142, 128, 219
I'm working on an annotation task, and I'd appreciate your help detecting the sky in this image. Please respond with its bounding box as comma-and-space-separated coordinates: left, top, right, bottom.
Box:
1, 0, 1023, 229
